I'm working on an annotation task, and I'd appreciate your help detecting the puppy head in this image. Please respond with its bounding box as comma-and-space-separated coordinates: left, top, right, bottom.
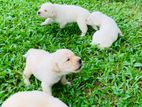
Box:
52, 49, 82, 75
37, 2, 55, 18
86, 11, 103, 26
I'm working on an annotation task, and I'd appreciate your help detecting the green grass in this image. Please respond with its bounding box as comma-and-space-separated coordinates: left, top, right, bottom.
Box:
0, 0, 142, 106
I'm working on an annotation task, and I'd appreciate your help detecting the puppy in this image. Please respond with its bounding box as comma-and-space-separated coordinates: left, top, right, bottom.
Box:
86, 11, 123, 49
2, 91, 68, 107
37, 2, 90, 36
23, 48, 82, 95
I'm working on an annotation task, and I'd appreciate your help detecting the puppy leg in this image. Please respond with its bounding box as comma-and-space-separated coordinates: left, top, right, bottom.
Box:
23, 66, 32, 86
41, 82, 52, 95
41, 18, 54, 26
61, 75, 71, 85
77, 19, 88, 37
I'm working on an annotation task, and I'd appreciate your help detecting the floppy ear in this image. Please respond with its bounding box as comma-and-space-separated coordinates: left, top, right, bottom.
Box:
51, 12, 55, 18
53, 62, 60, 73
50, 5, 56, 18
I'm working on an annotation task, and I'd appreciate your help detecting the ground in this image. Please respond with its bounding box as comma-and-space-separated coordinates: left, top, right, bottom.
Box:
0, 0, 142, 106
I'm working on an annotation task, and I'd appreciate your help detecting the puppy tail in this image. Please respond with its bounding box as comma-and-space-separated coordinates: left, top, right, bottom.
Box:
23, 48, 34, 58
23, 53, 28, 58
118, 28, 123, 36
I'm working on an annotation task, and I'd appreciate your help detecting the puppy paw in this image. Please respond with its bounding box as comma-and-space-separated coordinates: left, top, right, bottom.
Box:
80, 33, 85, 37
61, 81, 71, 86
40, 22, 47, 26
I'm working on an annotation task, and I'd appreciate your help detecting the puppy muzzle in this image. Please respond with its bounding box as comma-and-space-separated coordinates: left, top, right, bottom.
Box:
76, 65, 82, 71
76, 59, 82, 71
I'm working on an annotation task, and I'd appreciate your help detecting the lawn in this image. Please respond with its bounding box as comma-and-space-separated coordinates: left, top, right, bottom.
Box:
0, 0, 142, 106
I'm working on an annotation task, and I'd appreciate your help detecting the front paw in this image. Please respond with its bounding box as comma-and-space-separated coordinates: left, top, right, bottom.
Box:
61, 81, 71, 85
81, 33, 85, 37
40, 22, 47, 26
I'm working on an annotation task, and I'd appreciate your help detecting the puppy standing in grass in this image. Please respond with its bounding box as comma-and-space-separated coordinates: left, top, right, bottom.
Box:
2, 91, 68, 107
86, 11, 123, 49
23, 48, 82, 95
37, 2, 90, 37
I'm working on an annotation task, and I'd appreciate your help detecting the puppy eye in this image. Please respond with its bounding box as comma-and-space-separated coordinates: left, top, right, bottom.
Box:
66, 58, 70, 62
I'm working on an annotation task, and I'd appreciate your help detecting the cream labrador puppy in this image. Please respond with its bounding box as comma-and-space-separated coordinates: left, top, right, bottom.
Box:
23, 48, 82, 95
2, 91, 68, 107
37, 2, 90, 37
86, 11, 123, 49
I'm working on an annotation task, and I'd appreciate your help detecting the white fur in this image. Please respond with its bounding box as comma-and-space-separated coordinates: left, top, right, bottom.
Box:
23, 48, 81, 95
37, 2, 90, 36
86, 11, 123, 49
2, 91, 68, 107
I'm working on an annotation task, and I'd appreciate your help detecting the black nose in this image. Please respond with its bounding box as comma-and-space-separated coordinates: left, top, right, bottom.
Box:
78, 59, 82, 64
38, 12, 41, 15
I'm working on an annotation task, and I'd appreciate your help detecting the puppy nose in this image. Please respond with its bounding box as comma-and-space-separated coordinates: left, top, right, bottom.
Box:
78, 59, 82, 64
38, 11, 41, 15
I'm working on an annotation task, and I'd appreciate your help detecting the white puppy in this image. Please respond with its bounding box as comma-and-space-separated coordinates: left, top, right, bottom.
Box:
86, 11, 123, 49
23, 48, 82, 95
2, 91, 68, 107
37, 2, 90, 36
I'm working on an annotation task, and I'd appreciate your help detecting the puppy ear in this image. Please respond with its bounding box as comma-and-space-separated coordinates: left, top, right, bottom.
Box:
53, 63, 60, 73
51, 12, 56, 17
50, 5, 56, 18
52, 9, 56, 18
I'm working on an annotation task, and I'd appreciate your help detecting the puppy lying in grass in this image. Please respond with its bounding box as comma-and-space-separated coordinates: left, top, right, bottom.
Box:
23, 48, 82, 95
2, 91, 68, 107
86, 11, 123, 49
37, 2, 90, 37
